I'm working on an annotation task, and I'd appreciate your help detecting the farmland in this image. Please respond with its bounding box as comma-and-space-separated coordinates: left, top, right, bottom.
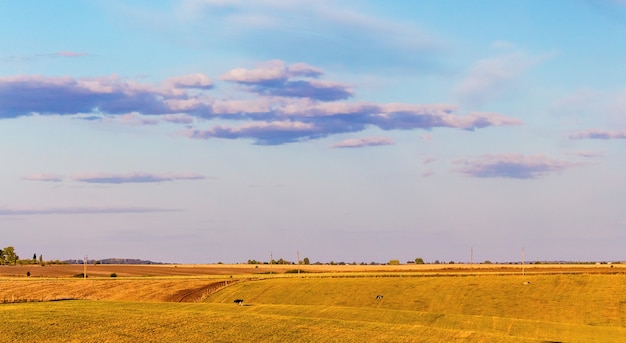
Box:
0, 264, 625, 342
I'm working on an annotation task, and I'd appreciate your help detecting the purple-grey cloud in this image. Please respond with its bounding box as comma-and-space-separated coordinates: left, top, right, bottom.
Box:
0, 206, 179, 216
187, 103, 520, 145
164, 74, 213, 89
0, 74, 210, 118
332, 137, 394, 148
0, 60, 522, 145
568, 129, 626, 140
186, 120, 328, 145
456, 154, 581, 179
72, 172, 206, 184
220, 60, 353, 101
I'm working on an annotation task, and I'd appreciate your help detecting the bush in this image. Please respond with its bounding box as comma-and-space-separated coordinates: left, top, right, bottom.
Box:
110, 273, 117, 278
284, 269, 309, 274
73, 273, 87, 278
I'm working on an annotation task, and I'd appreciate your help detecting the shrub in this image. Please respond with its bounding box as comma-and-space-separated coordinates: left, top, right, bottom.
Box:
110, 273, 117, 278
284, 269, 309, 274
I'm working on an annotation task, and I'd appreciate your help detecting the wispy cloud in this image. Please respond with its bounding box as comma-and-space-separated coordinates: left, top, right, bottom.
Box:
1, 51, 91, 62
22, 173, 64, 182
455, 154, 581, 179
173, 0, 443, 70
55, 51, 90, 58
72, 172, 206, 184
332, 137, 394, 148
0, 206, 179, 216
565, 150, 604, 158
568, 129, 626, 140
454, 48, 554, 107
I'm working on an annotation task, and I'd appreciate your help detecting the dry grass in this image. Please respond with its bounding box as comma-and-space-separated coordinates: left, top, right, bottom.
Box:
0, 278, 236, 302
2, 262, 623, 278
2, 265, 626, 342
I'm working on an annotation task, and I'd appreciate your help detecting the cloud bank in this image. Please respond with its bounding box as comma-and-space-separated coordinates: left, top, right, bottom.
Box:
0, 60, 522, 145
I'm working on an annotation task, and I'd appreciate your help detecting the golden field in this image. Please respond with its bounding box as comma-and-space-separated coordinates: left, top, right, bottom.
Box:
0, 264, 625, 342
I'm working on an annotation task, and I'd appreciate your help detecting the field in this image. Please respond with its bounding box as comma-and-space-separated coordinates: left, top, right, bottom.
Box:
0, 264, 625, 342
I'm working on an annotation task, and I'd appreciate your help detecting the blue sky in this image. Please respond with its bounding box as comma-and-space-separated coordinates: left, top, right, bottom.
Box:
1, 0, 626, 264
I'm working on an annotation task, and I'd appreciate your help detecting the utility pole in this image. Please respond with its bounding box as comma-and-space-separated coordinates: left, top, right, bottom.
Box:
270, 252, 273, 275
522, 247, 525, 276
470, 247, 473, 271
297, 251, 301, 275
84, 255, 87, 279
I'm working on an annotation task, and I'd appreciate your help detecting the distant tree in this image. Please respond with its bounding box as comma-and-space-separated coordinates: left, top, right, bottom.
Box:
3, 246, 18, 265
415, 257, 425, 264
303, 257, 310, 265
0, 249, 4, 265
39, 254, 43, 265
33, 253, 37, 260
388, 259, 400, 265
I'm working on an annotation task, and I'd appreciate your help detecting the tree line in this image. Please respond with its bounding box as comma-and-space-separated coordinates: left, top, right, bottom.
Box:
247, 257, 428, 265
0, 246, 48, 266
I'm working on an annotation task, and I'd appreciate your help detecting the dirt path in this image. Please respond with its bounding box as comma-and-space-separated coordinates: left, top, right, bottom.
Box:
167, 280, 241, 302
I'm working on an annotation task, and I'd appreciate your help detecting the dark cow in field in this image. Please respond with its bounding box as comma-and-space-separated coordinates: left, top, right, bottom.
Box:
376, 294, 383, 300
234, 299, 244, 305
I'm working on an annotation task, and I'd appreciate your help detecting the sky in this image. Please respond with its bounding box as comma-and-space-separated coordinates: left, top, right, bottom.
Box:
1, 0, 626, 264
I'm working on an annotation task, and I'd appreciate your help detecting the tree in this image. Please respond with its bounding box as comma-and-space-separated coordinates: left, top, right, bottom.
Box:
33, 253, 37, 260
39, 254, 44, 266
3, 246, 18, 265
303, 257, 310, 265
414, 257, 425, 264
388, 259, 400, 265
